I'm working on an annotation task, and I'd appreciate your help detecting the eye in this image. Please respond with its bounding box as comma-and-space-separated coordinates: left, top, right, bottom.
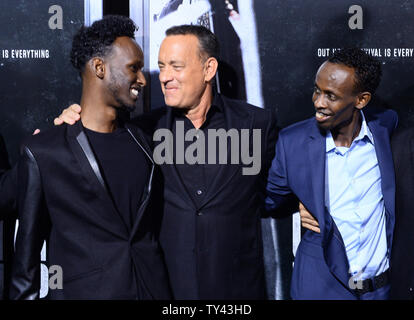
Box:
313, 86, 321, 94
328, 94, 337, 101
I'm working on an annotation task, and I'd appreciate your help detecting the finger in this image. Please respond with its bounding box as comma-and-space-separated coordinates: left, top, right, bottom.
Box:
68, 113, 80, 121
59, 112, 80, 125
54, 117, 63, 126
69, 104, 82, 113
302, 223, 321, 233
32, 129, 40, 135
62, 109, 81, 120
57, 115, 75, 125
302, 218, 320, 227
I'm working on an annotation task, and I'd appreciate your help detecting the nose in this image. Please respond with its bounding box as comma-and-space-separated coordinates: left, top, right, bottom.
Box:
313, 93, 325, 109
159, 66, 173, 84
137, 70, 146, 87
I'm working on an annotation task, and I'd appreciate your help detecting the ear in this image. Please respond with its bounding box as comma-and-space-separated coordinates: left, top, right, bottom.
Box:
204, 57, 218, 82
91, 57, 105, 79
355, 91, 371, 110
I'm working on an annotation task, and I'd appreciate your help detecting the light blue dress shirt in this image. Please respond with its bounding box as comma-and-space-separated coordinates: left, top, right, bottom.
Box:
325, 111, 388, 281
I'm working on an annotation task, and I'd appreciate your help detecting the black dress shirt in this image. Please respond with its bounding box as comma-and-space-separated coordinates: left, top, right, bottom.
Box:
171, 97, 235, 209
84, 125, 150, 229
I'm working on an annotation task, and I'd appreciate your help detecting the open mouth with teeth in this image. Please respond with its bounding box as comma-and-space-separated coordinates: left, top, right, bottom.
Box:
315, 110, 333, 122
130, 87, 140, 99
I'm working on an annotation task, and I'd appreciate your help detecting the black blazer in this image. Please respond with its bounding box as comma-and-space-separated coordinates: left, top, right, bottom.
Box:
390, 127, 414, 300
10, 122, 171, 300
0, 134, 16, 220
136, 94, 278, 299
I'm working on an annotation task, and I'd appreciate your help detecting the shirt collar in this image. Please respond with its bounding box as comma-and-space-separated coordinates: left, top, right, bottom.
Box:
326, 110, 374, 153
212, 90, 224, 113
171, 90, 223, 119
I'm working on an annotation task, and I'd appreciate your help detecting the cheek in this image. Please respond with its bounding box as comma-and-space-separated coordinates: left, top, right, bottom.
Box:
112, 70, 128, 85
331, 103, 354, 121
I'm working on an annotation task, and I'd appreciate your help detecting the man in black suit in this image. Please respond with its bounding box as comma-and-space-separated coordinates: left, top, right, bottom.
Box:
9, 15, 171, 300
389, 127, 414, 299
57, 25, 277, 299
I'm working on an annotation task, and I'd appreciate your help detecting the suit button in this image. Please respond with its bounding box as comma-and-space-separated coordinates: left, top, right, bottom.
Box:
196, 190, 203, 195
197, 212, 203, 216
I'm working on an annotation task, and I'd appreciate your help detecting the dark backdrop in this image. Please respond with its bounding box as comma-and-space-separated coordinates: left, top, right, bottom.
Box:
255, 0, 414, 129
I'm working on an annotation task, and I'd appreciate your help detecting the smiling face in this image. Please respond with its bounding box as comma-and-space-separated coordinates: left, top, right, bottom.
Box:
158, 34, 209, 110
105, 36, 146, 111
312, 61, 360, 131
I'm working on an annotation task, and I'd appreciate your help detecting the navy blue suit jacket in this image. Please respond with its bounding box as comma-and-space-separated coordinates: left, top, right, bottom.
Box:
266, 108, 397, 299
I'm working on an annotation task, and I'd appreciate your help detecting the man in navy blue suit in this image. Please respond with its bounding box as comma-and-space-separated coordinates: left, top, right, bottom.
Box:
266, 48, 397, 300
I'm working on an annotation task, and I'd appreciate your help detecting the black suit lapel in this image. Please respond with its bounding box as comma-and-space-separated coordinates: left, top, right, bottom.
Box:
125, 124, 157, 237
66, 122, 129, 239
307, 122, 327, 235
76, 130, 108, 193
367, 118, 396, 250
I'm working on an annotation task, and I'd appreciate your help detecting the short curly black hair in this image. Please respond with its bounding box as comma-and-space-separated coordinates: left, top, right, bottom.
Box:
328, 48, 382, 94
70, 15, 137, 73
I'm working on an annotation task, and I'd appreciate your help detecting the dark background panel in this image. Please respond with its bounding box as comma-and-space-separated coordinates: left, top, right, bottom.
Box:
103, 0, 129, 17
254, 0, 414, 129
0, 134, 10, 299
0, 0, 84, 165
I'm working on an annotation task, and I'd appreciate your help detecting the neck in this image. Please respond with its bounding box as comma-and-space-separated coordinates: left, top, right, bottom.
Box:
79, 92, 117, 133
183, 86, 213, 129
331, 111, 362, 147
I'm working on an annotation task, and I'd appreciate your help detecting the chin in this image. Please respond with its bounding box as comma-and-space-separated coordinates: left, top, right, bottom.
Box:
117, 102, 136, 113
164, 97, 177, 107
316, 122, 332, 131
124, 105, 136, 112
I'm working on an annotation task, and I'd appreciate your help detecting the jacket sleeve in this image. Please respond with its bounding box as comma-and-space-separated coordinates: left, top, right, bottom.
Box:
0, 164, 18, 219
10, 146, 48, 300
265, 131, 297, 215
0, 133, 17, 218
263, 110, 278, 181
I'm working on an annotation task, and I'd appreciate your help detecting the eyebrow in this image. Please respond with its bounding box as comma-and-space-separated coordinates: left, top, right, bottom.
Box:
130, 60, 144, 68
158, 60, 184, 65
314, 82, 339, 96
